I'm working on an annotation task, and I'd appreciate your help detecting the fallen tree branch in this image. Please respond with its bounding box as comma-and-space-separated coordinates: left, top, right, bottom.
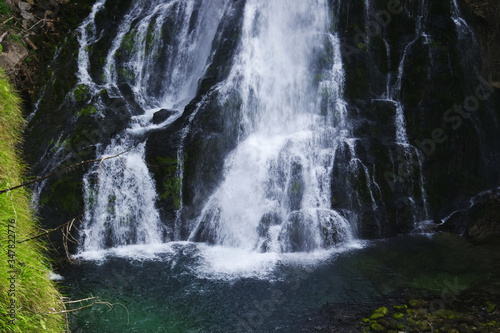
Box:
24, 36, 37, 50
52, 295, 128, 324
25, 18, 46, 33
0, 146, 136, 195
17, 211, 85, 243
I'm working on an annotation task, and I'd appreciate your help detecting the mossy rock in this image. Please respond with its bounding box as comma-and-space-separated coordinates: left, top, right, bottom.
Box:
77, 104, 98, 117
74, 84, 90, 102
393, 312, 404, 320
370, 306, 389, 320
370, 322, 385, 331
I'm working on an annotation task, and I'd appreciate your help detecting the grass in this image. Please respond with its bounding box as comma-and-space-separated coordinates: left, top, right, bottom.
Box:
0, 68, 66, 332
0, 0, 12, 16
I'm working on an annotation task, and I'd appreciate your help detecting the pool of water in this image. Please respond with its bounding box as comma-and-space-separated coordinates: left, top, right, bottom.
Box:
61, 234, 500, 332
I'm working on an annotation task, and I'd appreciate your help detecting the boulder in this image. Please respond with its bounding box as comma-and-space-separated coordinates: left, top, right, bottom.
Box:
438, 189, 500, 244
152, 108, 176, 124
0, 40, 28, 74
465, 198, 500, 244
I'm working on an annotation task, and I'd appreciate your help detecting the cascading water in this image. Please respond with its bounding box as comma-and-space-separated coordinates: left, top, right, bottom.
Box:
78, 0, 228, 252
371, 0, 430, 222
25, 0, 497, 264
188, 0, 357, 253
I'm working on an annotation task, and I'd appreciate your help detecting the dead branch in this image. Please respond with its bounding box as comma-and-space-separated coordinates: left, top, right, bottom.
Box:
24, 37, 37, 50
1, 16, 13, 26
63, 296, 98, 305
25, 18, 46, 33
51, 295, 116, 315
62, 217, 81, 263
0, 31, 8, 44
0, 146, 137, 195
17, 211, 85, 243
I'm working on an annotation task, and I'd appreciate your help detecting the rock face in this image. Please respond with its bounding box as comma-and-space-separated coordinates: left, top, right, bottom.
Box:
438, 189, 500, 244
464, 197, 500, 244
0, 41, 28, 75
462, 0, 500, 88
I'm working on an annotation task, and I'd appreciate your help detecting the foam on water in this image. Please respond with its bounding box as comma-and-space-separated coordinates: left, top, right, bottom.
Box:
74, 240, 367, 280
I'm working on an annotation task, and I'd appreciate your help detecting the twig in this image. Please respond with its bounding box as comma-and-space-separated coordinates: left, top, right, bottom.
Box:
17, 211, 85, 243
25, 18, 45, 33
52, 296, 114, 314
63, 296, 98, 305
1, 16, 13, 26
0, 146, 137, 195
62, 217, 81, 263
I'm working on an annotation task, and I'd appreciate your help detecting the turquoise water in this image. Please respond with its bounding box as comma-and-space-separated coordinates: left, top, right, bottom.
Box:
62, 234, 500, 332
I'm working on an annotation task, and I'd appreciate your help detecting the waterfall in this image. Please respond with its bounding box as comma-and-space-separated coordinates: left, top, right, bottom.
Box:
376, 0, 430, 222
26, 0, 494, 263
79, 0, 228, 252
187, 0, 356, 253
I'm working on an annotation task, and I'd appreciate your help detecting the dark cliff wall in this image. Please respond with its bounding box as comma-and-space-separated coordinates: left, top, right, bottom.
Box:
462, 0, 500, 89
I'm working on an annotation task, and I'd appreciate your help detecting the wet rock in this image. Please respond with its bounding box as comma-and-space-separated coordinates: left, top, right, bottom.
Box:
438, 189, 500, 244
465, 198, 500, 244
437, 210, 468, 234
152, 109, 176, 124
278, 211, 317, 252
257, 212, 281, 237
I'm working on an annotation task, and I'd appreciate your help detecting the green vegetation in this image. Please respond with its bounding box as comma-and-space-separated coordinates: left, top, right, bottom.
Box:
157, 157, 182, 210
0, 69, 66, 332
121, 30, 137, 53
0, 0, 12, 16
73, 84, 89, 102
362, 298, 500, 332
77, 104, 97, 117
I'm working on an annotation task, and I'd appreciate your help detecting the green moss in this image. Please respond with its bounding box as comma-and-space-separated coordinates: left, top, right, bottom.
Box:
10, 34, 22, 42
485, 301, 496, 313
393, 304, 407, 311
118, 67, 135, 81
74, 84, 90, 102
393, 313, 404, 320
121, 30, 138, 53
77, 104, 98, 117
409, 299, 428, 309
47, 175, 82, 216
156, 157, 182, 210
291, 181, 303, 194
370, 306, 388, 320
370, 322, 385, 331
